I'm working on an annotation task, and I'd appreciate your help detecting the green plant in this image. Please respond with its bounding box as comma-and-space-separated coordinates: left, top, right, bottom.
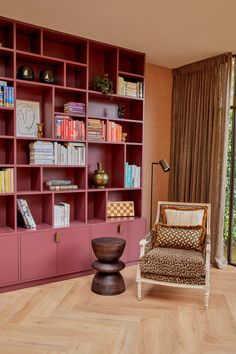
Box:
95, 73, 113, 95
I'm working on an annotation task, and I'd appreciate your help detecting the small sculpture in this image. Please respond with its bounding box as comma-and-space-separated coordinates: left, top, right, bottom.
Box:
103, 108, 108, 117
17, 66, 34, 81
37, 123, 44, 138
118, 104, 125, 118
39, 69, 55, 84
121, 133, 128, 142
92, 162, 109, 188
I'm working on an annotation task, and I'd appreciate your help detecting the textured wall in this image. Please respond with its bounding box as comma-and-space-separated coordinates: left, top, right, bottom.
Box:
143, 63, 172, 230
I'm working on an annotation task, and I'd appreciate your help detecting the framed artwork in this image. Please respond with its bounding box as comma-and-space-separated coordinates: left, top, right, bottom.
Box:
107, 201, 135, 217
16, 100, 40, 137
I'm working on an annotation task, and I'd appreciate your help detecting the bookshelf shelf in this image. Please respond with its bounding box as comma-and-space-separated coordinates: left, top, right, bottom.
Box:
0, 15, 146, 291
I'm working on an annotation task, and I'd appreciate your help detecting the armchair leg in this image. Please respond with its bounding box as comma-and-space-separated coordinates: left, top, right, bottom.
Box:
137, 281, 142, 301
204, 290, 209, 310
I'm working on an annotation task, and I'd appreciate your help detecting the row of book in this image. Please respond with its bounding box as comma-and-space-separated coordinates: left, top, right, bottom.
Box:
17, 198, 36, 230
54, 202, 70, 227
107, 121, 122, 142
64, 102, 86, 116
117, 76, 143, 98
0, 81, 14, 107
29, 141, 86, 165
17, 198, 71, 229
87, 118, 106, 141
55, 114, 85, 141
125, 163, 141, 188
45, 179, 78, 191
0, 168, 14, 193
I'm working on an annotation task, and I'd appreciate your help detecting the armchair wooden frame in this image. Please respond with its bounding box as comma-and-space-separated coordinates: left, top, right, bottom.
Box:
136, 201, 211, 309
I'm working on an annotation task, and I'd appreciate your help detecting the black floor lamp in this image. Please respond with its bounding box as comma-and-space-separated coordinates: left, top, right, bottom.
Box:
150, 159, 170, 228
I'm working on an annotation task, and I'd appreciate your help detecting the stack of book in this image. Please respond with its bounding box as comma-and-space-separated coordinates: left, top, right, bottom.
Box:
107, 121, 122, 142
64, 102, 86, 116
54, 202, 70, 227
17, 198, 36, 229
29, 141, 54, 165
118, 76, 143, 98
54, 142, 85, 165
55, 114, 85, 141
29, 141, 86, 165
45, 179, 78, 191
0, 168, 14, 193
88, 118, 106, 141
0, 80, 14, 107
125, 163, 141, 188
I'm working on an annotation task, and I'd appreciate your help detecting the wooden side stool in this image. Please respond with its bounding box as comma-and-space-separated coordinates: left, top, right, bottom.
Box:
91, 237, 126, 295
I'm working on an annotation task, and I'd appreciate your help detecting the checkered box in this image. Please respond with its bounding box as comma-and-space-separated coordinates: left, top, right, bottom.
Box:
107, 201, 135, 217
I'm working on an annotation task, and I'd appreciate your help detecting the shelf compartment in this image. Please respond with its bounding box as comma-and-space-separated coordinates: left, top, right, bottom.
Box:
66, 63, 87, 90
0, 19, 14, 49
17, 167, 41, 192
88, 143, 125, 188
0, 108, 14, 136
54, 87, 86, 114
0, 137, 14, 164
108, 120, 143, 143
126, 144, 142, 167
89, 43, 117, 92
16, 83, 53, 138
17, 193, 52, 229
88, 93, 143, 121
16, 23, 41, 54
16, 53, 64, 86
43, 167, 86, 191
119, 49, 145, 76
43, 30, 87, 63
108, 189, 142, 218
88, 190, 106, 222
0, 49, 13, 78
54, 191, 86, 224
0, 195, 15, 231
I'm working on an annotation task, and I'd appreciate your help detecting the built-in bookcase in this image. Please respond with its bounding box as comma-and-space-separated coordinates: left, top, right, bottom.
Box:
0, 16, 146, 291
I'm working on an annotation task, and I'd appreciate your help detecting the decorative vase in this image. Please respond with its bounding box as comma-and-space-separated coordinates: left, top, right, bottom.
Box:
17, 66, 34, 81
92, 162, 109, 188
118, 104, 125, 118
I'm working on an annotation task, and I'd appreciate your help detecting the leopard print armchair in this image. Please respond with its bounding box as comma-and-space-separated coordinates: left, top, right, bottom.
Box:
136, 201, 211, 309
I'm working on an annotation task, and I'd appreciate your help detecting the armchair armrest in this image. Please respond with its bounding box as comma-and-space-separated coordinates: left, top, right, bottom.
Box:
139, 231, 153, 257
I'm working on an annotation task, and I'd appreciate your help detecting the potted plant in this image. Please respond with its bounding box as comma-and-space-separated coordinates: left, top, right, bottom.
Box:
95, 73, 113, 95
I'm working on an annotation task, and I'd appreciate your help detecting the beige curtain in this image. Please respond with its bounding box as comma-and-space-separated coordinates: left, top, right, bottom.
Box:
169, 53, 232, 268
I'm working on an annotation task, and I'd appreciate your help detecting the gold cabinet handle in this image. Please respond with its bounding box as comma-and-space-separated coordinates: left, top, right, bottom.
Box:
55, 232, 61, 243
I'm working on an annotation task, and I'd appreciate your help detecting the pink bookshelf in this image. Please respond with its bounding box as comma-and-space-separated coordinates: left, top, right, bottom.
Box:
0, 15, 146, 292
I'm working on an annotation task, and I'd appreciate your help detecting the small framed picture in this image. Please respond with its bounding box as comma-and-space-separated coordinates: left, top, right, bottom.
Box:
16, 100, 40, 137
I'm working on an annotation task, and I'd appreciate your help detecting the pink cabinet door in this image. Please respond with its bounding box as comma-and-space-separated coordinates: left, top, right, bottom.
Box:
91, 222, 128, 263
0, 235, 18, 285
58, 226, 90, 274
20, 231, 57, 281
126, 218, 146, 262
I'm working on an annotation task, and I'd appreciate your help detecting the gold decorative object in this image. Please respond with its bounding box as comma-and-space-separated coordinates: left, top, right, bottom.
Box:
121, 133, 128, 142
37, 123, 44, 138
92, 162, 109, 188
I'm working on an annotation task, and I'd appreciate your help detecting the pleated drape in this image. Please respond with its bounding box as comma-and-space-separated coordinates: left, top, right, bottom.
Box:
169, 53, 232, 268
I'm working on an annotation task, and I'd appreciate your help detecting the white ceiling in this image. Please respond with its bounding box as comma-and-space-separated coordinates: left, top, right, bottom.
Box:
1, 0, 236, 68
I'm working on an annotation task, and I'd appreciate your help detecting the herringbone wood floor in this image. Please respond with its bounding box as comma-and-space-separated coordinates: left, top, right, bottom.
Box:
0, 265, 236, 354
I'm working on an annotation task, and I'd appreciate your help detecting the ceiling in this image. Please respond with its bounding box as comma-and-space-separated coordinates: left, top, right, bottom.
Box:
1, 0, 236, 68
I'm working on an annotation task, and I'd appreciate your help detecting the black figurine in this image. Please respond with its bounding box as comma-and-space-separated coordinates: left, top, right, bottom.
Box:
118, 104, 125, 118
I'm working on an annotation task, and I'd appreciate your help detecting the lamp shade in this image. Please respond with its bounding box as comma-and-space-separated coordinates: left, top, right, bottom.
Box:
159, 159, 170, 172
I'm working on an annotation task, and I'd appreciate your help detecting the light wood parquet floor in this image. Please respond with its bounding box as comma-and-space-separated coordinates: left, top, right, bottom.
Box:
0, 265, 236, 354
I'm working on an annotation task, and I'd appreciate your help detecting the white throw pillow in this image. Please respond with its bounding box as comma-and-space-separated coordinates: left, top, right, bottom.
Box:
162, 207, 207, 227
